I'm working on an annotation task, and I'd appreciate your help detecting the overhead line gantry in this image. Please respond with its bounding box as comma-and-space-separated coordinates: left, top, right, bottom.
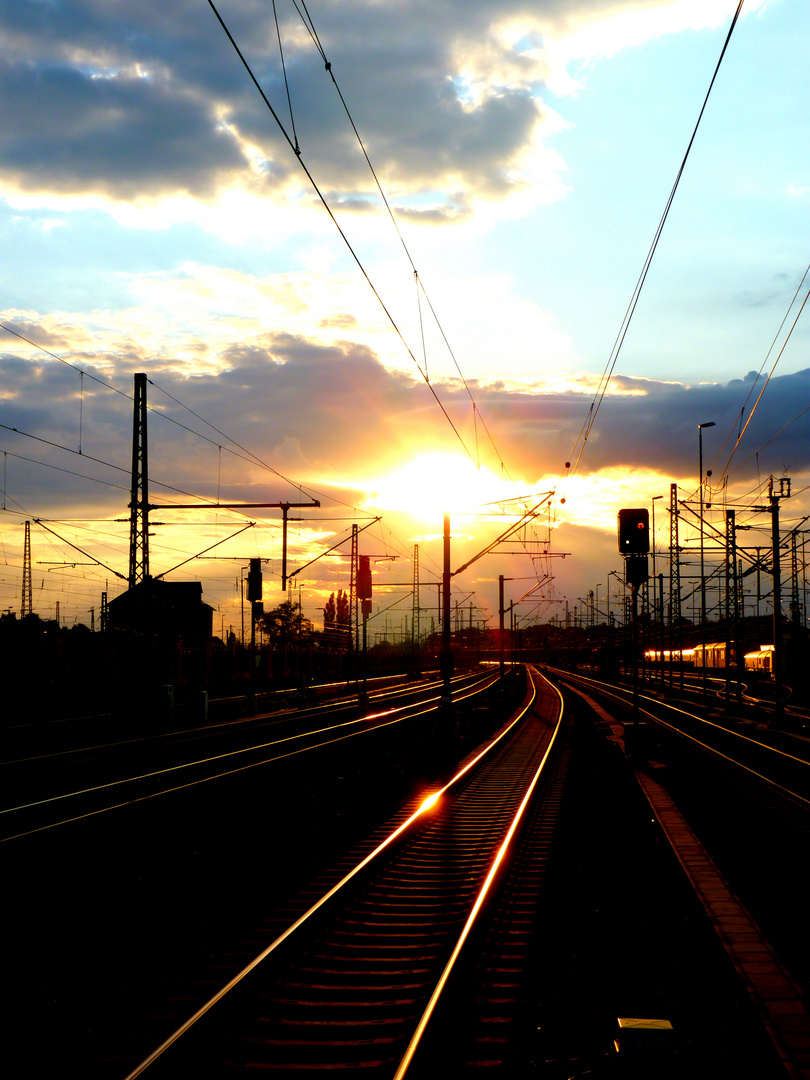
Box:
127, 373, 318, 590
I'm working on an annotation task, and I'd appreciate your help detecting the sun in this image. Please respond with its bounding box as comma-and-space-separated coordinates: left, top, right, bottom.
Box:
364, 453, 516, 522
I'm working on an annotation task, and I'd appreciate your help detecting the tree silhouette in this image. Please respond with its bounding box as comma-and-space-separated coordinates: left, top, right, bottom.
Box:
323, 589, 351, 649
259, 600, 313, 645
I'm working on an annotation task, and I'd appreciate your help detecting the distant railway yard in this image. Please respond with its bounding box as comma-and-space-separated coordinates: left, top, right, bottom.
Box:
3, 661, 810, 1079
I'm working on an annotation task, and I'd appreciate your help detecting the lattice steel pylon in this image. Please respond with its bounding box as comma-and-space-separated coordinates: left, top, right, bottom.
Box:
350, 523, 359, 653
669, 483, 682, 686
669, 483, 681, 625
725, 509, 740, 668
412, 543, 420, 658
791, 530, 801, 624
21, 519, 32, 617
128, 373, 150, 588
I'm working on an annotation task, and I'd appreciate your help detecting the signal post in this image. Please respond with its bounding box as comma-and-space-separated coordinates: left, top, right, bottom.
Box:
618, 508, 650, 757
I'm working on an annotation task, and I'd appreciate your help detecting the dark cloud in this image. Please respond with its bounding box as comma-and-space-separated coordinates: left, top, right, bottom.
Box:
3, 324, 807, 622
0, 57, 251, 198
546, 368, 810, 482
4, 313, 808, 523
0, 0, 577, 206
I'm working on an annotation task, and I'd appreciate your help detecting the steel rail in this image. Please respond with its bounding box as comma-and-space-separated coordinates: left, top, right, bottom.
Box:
552, 667, 810, 772
0, 669, 487, 768
124, 667, 561, 1077
1, 672, 499, 843
1, 671, 496, 816
552, 668, 810, 811
394, 666, 563, 1077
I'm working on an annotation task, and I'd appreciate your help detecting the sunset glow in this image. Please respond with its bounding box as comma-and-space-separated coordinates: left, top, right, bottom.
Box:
1, 1, 807, 630
363, 454, 519, 523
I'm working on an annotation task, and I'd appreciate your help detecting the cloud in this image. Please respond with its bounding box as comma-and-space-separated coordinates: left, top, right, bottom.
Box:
4, 299, 808, 508
3, 313, 807, 625
1, 0, 746, 223
0, 0, 800, 628
0, 56, 251, 200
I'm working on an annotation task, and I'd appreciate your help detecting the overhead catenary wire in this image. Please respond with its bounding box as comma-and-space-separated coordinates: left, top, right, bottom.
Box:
2, 2, 556, 611
209, 1, 525, 505
716, 270, 810, 481
289, 0, 516, 486
206, 0, 477, 468
564, 0, 746, 481
0, 332, 352, 516
0, 364, 440, 597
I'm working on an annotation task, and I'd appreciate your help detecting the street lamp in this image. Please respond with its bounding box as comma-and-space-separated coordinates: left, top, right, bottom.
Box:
698, 422, 716, 688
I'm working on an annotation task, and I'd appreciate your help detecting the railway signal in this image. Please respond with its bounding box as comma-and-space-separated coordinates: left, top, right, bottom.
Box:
618, 507, 651, 754
618, 508, 650, 554
247, 558, 263, 602
357, 555, 372, 616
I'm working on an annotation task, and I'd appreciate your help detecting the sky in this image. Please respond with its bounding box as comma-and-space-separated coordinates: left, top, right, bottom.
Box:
1, 0, 808, 637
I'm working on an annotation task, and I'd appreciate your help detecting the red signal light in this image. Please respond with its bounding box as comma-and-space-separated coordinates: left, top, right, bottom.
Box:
617, 508, 650, 554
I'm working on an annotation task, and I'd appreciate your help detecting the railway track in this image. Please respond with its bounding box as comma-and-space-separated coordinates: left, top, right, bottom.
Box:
123, 666, 564, 1077
7, 663, 798, 1077
546, 665, 810, 805
545, 665, 810, 1077
0, 669, 498, 843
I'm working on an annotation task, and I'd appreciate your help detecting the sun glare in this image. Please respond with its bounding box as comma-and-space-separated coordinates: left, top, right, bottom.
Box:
365, 453, 516, 522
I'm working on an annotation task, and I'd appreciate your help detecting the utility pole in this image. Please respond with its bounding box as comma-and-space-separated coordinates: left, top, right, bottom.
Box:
357, 553, 372, 705
698, 422, 716, 697
790, 532, 801, 625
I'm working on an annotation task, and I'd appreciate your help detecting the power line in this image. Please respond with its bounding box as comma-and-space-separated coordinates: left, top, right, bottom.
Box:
564, 0, 746, 479
287, 1, 518, 485
717, 269, 810, 480
207, 0, 478, 468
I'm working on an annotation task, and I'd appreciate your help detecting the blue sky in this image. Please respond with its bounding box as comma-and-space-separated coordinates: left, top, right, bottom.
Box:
1, 0, 808, 632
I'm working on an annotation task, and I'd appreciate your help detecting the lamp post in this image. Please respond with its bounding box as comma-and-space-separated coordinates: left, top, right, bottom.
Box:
698, 422, 715, 689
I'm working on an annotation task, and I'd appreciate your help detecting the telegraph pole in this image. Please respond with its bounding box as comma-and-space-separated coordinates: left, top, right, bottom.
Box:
127, 375, 318, 592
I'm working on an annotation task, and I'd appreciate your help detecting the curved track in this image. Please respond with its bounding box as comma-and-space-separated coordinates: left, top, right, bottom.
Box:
125, 666, 564, 1077
547, 664, 810, 1077
548, 666, 810, 807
